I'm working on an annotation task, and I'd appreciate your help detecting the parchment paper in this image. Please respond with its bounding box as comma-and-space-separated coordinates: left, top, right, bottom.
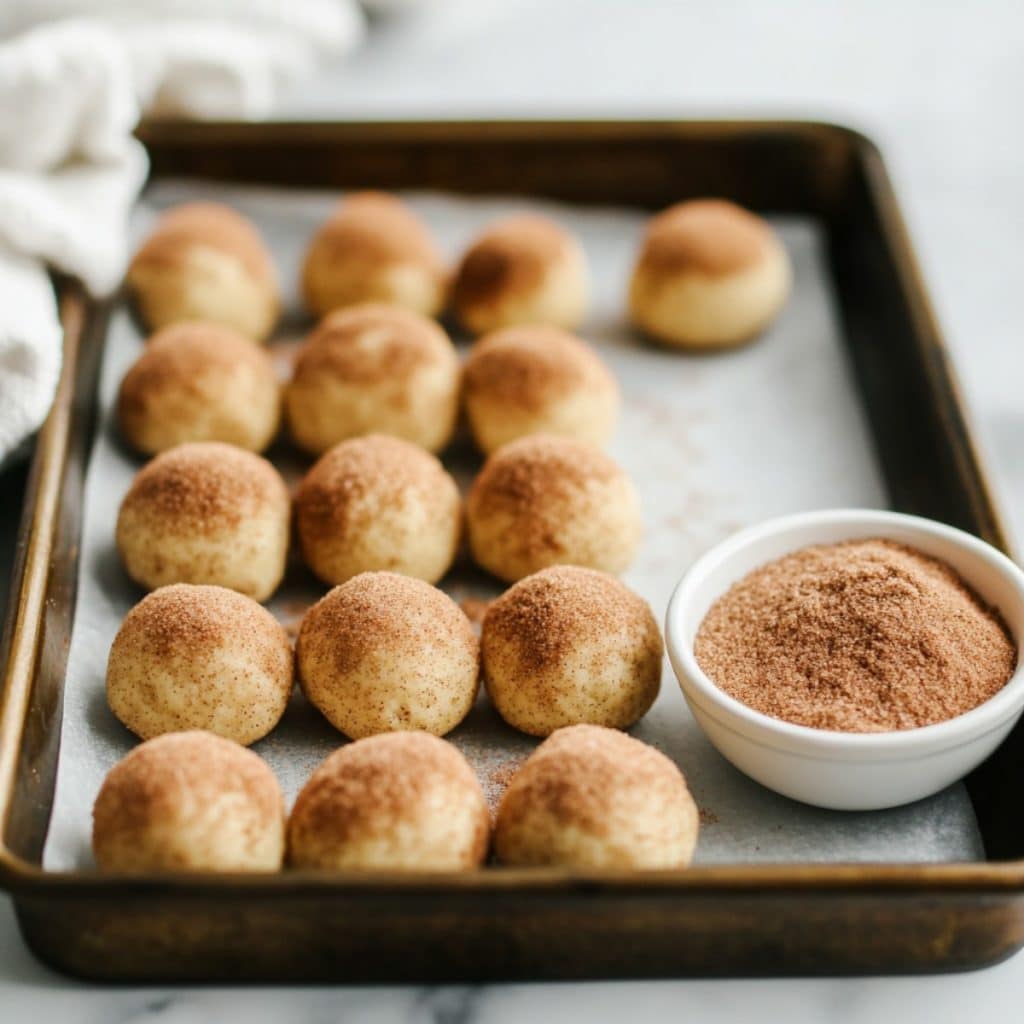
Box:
43, 181, 984, 869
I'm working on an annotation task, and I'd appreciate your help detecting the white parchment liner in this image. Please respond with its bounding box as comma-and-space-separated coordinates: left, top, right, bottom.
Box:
43, 181, 983, 869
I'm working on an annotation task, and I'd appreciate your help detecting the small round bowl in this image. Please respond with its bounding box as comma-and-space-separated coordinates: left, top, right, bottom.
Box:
665, 509, 1024, 811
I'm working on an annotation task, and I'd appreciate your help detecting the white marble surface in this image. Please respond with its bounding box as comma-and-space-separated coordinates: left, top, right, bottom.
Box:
4, 0, 1024, 1017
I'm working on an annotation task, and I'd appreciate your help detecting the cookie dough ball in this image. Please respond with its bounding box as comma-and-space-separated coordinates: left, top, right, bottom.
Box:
467, 435, 641, 582
452, 214, 588, 335
93, 731, 285, 873
127, 202, 279, 342
295, 434, 460, 586
482, 566, 662, 736
298, 572, 479, 738
288, 732, 488, 871
462, 325, 618, 454
302, 192, 447, 319
116, 442, 290, 601
107, 584, 294, 744
629, 198, 791, 349
117, 322, 281, 454
286, 304, 459, 455
494, 725, 698, 869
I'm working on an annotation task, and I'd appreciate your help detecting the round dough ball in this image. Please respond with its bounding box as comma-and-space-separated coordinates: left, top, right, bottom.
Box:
107, 584, 294, 744
482, 566, 662, 736
288, 733, 487, 868
297, 571, 479, 739
93, 731, 285, 873
494, 724, 698, 869
288, 732, 489, 871
451, 214, 588, 335
462, 325, 619, 453
127, 202, 279, 342
117, 322, 281, 454
629, 198, 791, 349
302, 192, 447, 319
466, 434, 641, 583
295, 434, 460, 586
116, 442, 290, 601
286, 303, 459, 455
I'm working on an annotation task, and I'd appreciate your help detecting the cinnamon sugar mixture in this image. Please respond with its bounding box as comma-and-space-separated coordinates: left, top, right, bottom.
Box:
694, 538, 1017, 732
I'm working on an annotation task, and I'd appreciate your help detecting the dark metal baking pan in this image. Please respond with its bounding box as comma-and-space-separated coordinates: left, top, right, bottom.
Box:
1, 120, 1022, 981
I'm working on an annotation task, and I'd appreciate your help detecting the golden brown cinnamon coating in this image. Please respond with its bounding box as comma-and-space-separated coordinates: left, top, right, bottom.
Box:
301, 192, 447, 318
286, 303, 459, 455
466, 434, 641, 583
118, 322, 281, 454
107, 584, 293, 744
295, 434, 461, 586
629, 199, 790, 349
297, 572, 479, 739
116, 442, 290, 601
452, 214, 588, 335
461, 325, 619, 453
288, 732, 489, 871
128, 202, 279, 342
93, 731, 285, 873
494, 724, 698, 869
482, 566, 662, 736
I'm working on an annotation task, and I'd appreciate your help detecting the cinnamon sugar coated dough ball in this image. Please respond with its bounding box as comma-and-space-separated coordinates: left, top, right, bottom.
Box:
128, 202, 279, 342
462, 326, 619, 453
302, 192, 447, 318
452, 214, 589, 335
466, 435, 641, 583
295, 434, 460, 586
482, 567, 662, 736
117, 322, 281, 454
116, 442, 290, 601
629, 199, 791, 349
297, 572, 479, 739
288, 732, 489, 871
93, 731, 285, 873
286, 304, 459, 455
494, 725, 698, 869
107, 584, 294, 744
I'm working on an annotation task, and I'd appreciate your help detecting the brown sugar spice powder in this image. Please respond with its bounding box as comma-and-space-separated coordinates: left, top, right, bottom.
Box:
693, 538, 1017, 733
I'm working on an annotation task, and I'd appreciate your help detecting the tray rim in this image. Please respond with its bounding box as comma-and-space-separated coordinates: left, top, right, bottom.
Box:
1, 116, 1022, 898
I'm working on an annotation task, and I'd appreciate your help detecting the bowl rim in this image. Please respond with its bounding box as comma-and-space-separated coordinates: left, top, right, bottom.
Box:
665, 508, 1024, 761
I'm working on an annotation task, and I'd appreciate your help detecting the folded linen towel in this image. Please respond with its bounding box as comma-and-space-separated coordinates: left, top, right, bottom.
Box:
0, 1, 366, 463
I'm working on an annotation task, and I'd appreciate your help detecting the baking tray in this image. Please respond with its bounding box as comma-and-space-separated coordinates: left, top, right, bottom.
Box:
2, 120, 1024, 981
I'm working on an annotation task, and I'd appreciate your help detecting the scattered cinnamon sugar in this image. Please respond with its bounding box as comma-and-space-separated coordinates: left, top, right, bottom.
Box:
477, 755, 528, 816
466, 434, 630, 566
131, 202, 276, 287
482, 565, 660, 677
694, 538, 1017, 732
453, 214, 570, 308
292, 304, 452, 385
311, 192, 444, 268
297, 571, 478, 679
120, 442, 287, 535
294, 433, 455, 548
698, 807, 719, 826
288, 732, 489, 868
638, 199, 774, 277
462, 326, 612, 412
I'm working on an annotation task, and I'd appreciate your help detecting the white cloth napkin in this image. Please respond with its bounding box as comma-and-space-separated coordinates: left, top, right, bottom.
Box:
2, 1, 366, 119
0, 2, 367, 464
0, 20, 145, 464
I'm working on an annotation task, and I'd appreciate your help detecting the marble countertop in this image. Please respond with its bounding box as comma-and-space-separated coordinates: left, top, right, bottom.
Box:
3, 0, 1024, 1018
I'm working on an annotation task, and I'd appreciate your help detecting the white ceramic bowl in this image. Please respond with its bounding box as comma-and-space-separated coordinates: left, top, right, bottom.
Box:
665, 509, 1024, 811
